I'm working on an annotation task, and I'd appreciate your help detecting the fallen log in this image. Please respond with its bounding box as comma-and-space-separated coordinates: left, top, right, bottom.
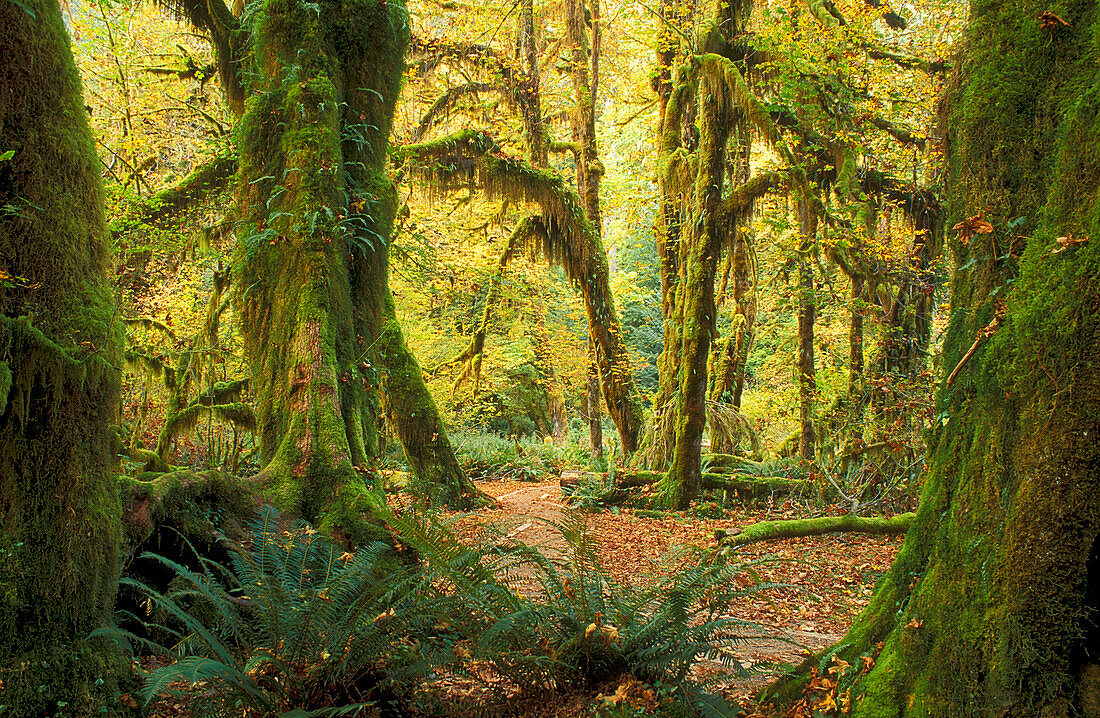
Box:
619, 471, 808, 498
717, 512, 916, 548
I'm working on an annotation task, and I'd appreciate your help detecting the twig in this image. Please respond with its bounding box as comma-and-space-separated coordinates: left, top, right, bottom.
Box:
945, 303, 1005, 388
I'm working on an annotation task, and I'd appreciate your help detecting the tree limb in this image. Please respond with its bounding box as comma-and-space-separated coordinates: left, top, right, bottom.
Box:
414, 82, 495, 141
870, 115, 926, 150
110, 153, 237, 234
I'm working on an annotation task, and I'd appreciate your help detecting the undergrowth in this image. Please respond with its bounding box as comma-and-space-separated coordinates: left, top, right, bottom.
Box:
450, 429, 592, 481
101, 505, 776, 717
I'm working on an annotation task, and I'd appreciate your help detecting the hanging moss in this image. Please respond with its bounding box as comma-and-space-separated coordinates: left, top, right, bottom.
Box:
0, 0, 129, 710
397, 131, 646, 454
109, 152, 237, 236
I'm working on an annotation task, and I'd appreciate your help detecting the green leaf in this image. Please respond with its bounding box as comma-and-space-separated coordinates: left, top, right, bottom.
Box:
0, 150, 15, 162
6, 0, 35, 17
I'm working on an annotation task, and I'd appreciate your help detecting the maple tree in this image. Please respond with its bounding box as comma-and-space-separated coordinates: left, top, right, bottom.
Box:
0, 0, 128, 709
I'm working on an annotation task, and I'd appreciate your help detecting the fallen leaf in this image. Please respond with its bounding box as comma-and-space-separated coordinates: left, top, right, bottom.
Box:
1038, 10, 1070, 29
953, 211, 994, 244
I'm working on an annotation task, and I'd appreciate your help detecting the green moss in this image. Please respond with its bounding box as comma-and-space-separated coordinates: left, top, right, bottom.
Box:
0, 0, 128, 710
119, 469, 255, 549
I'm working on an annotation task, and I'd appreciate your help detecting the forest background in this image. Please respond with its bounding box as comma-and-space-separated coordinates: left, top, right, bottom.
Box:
70, 0, 958, 495
4, 0, 1100, 713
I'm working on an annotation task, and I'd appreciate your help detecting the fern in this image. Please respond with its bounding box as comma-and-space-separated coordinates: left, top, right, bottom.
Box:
105, 508, 459, 714
104, 505, 778, 716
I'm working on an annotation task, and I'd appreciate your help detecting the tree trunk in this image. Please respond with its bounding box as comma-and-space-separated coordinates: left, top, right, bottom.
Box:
585, 335, 604, 459
663, 69, 732, 509
232, 0, 408, 542
532, 286, 567, 441
378, 297, 477, 508
0, 0, 126, 708
796, 199, 818, 462
766, 1, 1100, 713
730, 231, 755, 410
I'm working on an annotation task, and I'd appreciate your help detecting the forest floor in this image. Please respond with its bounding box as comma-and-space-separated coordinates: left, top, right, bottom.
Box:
448, 475, 905, 713
144, 475, 903, 717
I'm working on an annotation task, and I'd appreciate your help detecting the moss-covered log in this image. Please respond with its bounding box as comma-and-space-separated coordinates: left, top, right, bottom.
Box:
119, 469, 255, 549
718, 512, 914, 549
620, 471, 806, 497
0, 1, 128, 709
764, 1, 1100, 713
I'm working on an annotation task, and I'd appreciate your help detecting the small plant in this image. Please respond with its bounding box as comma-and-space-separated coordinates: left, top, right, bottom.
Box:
98, 509, 463, 716
562, 472, 616, 510
488, 512, 778, 699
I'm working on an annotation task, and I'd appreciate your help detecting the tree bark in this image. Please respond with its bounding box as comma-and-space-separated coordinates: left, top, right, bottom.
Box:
231, 0, 409, 541
0, 0, 126, 707
663, 66, 732, 509
766, 2, 1100, 713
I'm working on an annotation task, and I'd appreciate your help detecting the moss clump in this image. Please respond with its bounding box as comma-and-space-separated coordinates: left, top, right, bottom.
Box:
119, 469, 256, 550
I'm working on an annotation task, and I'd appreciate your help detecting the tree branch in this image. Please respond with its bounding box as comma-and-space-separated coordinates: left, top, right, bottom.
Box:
110, 153, 237, 234
414, 82, 495, 141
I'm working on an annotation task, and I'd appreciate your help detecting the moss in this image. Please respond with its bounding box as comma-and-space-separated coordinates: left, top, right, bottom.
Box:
721, 513, 914, 548
109, 152, 237, 236
0, 0, 129, 711
119, 469, 255, 550
0, 362, 9, 417
766, 1, 1100, 714
377, 297, 478, 508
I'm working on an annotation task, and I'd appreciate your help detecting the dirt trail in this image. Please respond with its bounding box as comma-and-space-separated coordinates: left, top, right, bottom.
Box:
474, 474, 845, 686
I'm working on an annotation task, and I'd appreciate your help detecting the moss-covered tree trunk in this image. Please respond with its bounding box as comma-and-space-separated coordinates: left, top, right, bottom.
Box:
531, 286, 567, 440
376, 292, 477, 507
796, 203, 817, 461
585, 337, 604, 459
708, 228, 755, 453
0, 1, 126, 709
765, 0, 1100, 713
662, 67, 733, 508
231, 0, 419, 540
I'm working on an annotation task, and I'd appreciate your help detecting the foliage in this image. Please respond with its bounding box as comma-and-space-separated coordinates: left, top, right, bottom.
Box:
104, 503, 776, 715
481, 511, 777, 707
101, 508, 456, 716
451, 428, 589, 481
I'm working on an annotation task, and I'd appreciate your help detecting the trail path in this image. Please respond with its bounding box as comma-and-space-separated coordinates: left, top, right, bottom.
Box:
465, 474, 870, 691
